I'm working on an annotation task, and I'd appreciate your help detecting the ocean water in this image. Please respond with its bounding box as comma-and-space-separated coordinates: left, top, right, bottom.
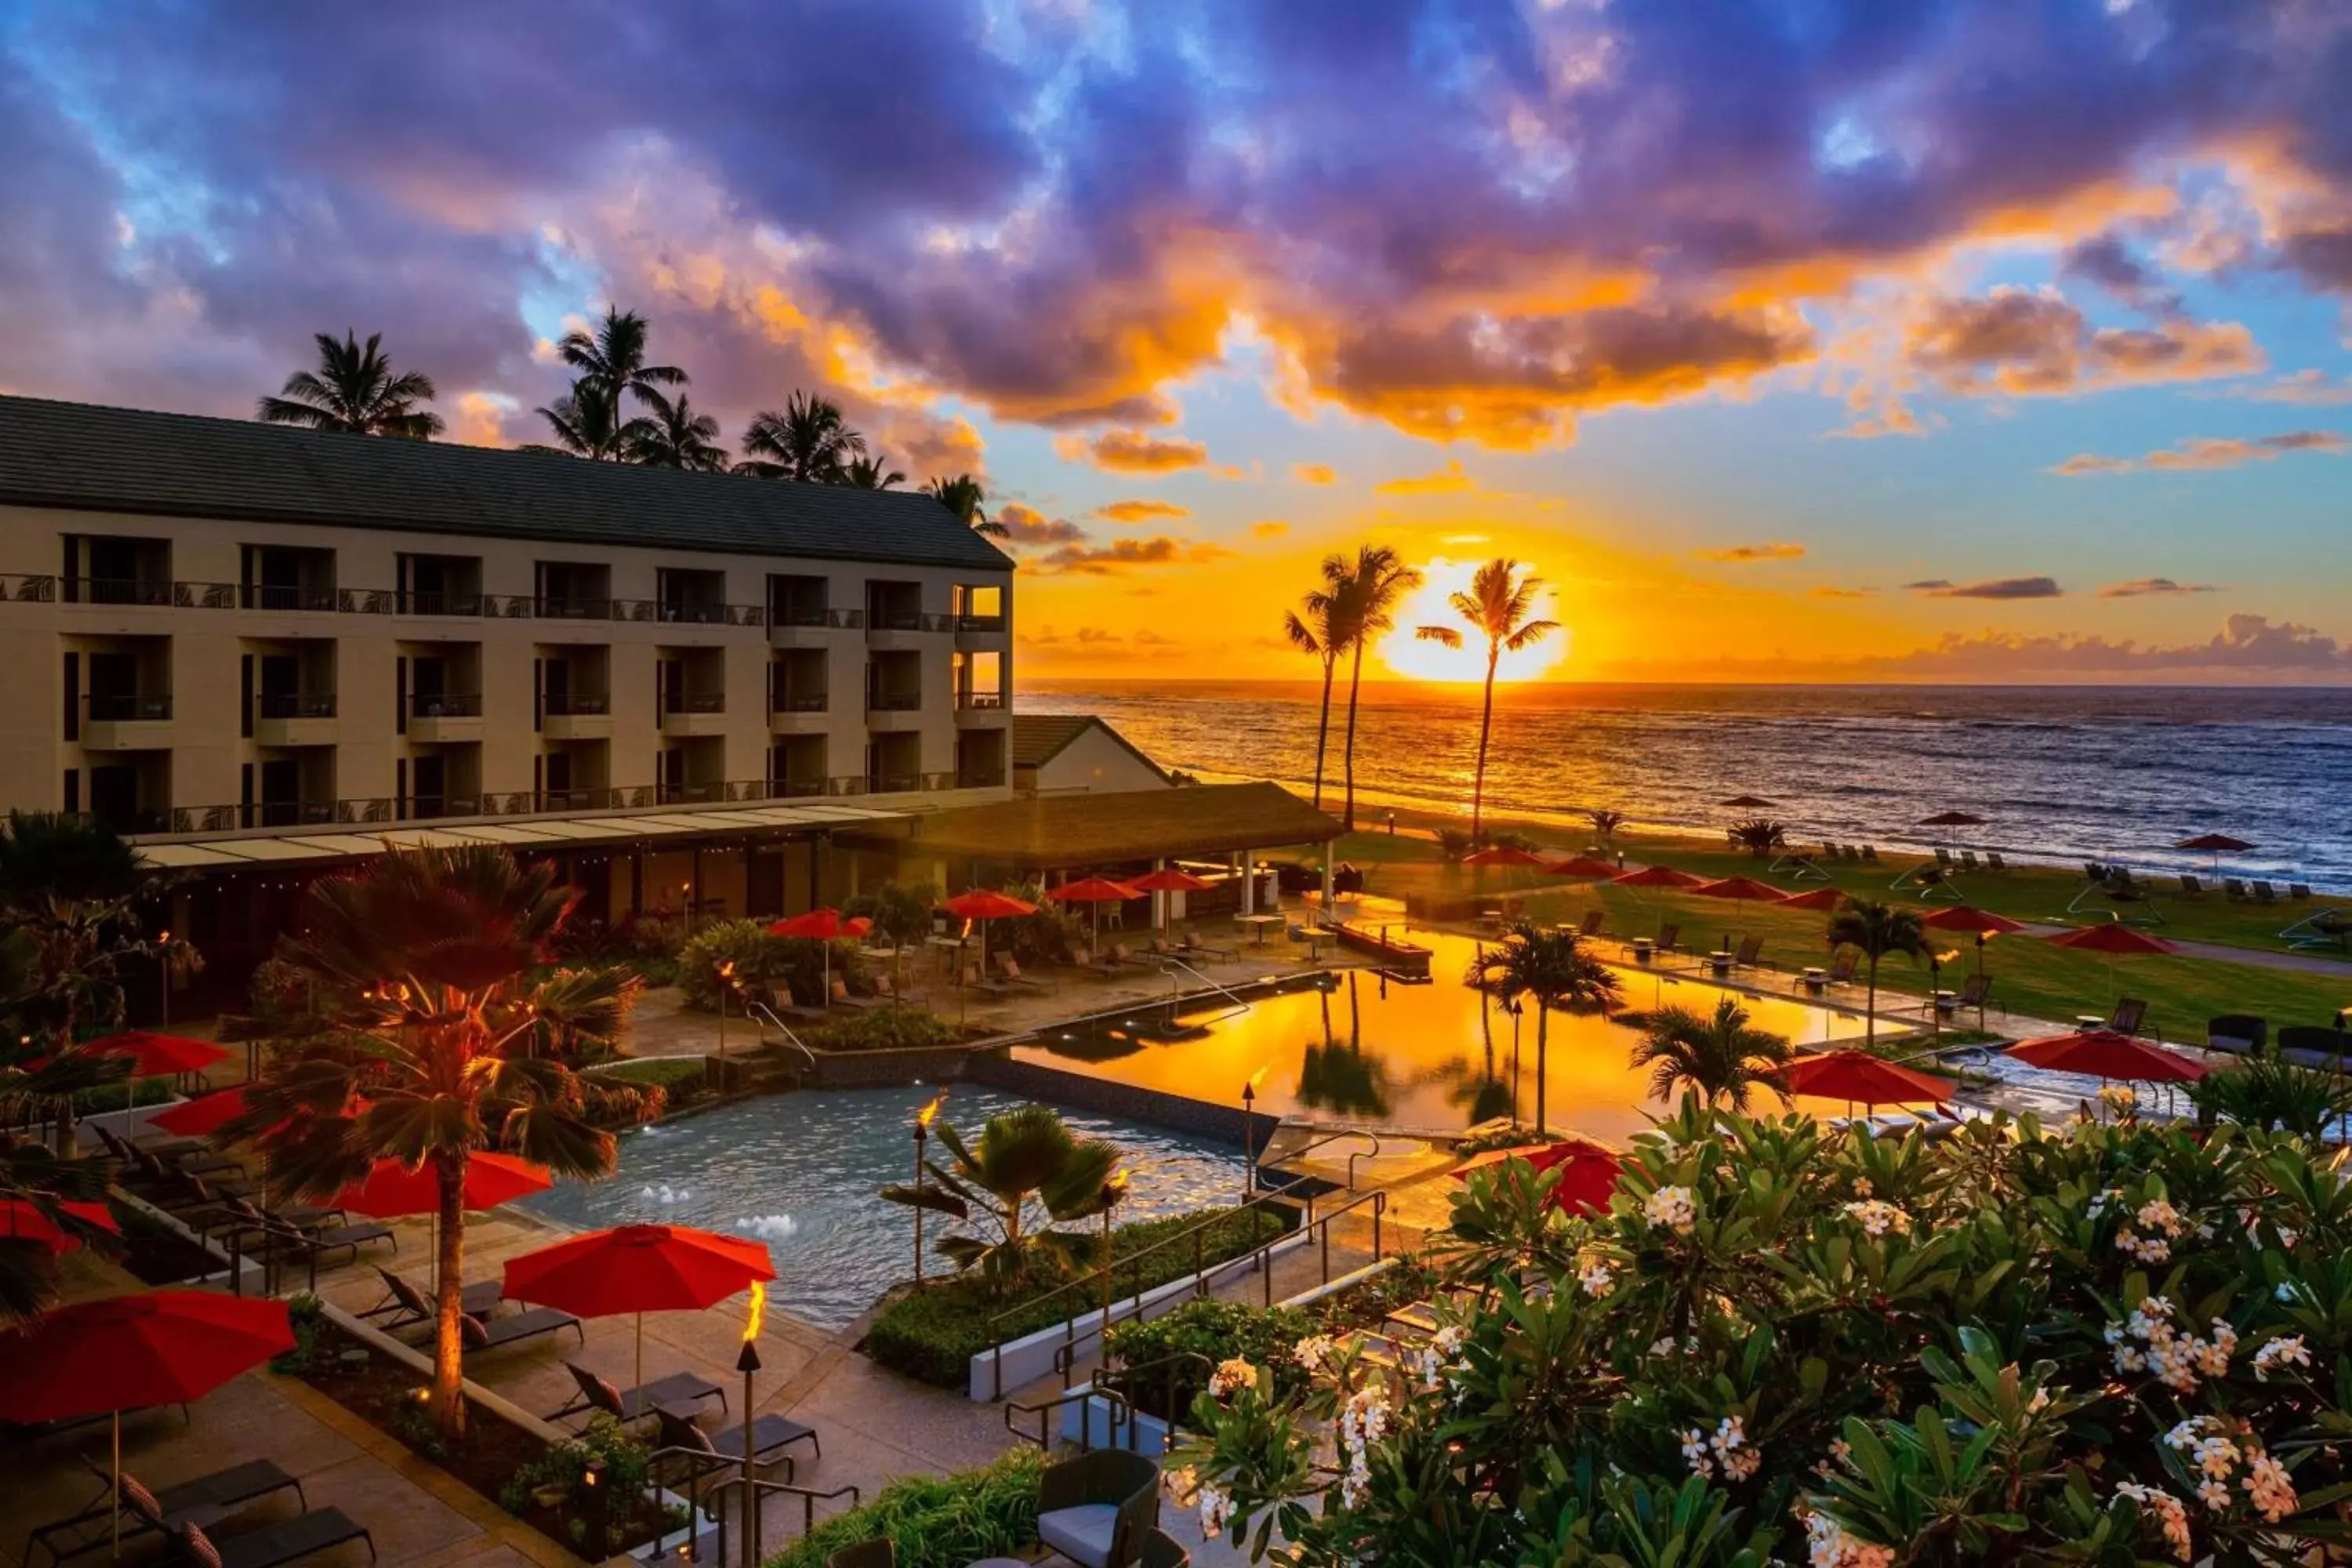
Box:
1021, 682, 2352, 890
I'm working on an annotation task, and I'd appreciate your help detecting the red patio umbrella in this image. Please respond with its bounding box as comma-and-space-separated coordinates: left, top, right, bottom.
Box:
768, 908, 871, 998
503, 1221, 776, 1388
1613, 865, 1705, 889
1451, 1139, 1621, 1214
150, 1087, 252, 1138
333, 1152, 553, 1219
1543, 855, 1622, 879
2045, 920, 2177, 1002
1925, 905, 2030, 975
0, 1291, 292, 1555
2176, 833, 2257, 871
1048, 877, 1142, 950
1776, 1050, 1956, 1117
1777, 886, 1845, 912
2005, 1029, 2207, 1083
1691, 876, 1789, 903
1461, 845, 1548, 868
2, 1198, 122, 1252
939, 888, 1039, 984
1127, 866, 1214, 938
83, 1030, 227, 1079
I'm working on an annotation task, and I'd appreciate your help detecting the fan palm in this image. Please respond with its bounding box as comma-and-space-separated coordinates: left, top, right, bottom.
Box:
1630, 996, 1793, 1110
879, 1105, 1120, 1294
1414, 559, 1559, 839
1281, 586, 1346, 809
627, 387, 730, 471
739, 392, 867, 481
927, 474, 1007, 537
1726, 818, 1790, 858
1588, 809, 1627, 844
1466, 923, 1621, 1134
0, 811, 146, 906
1825, 898, 1928, 1050
524, 384, 650, 462
840, 454, 907, 489
557, 306, 687, 417
1331, 545, 1422, 830
222, 848, 637, 1438
258, 331, 444, 438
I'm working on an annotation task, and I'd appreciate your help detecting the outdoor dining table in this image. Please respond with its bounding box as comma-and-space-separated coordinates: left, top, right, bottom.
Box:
1802, 966, 1827, 989
1238, 913, 1286, 946
1708, 950, 1734, 975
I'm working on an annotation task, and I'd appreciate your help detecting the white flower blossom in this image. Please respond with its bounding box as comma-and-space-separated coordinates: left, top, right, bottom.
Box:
1291, 1334, 1336, 1374
1576, 1251, 1615, 1298
2244, 1454, 2298, 1523
1841, 1200, 1913, 1238
1680, 1428, 1713, 1479
2253, 1335, 2310, 1380
1644, 1185, 1697, 1234
1196, 1483, 1232, 1538
1207, 1358, 1256, 1399
1802, 1510, 1896, 1568
2114, 1483, 2192, 1563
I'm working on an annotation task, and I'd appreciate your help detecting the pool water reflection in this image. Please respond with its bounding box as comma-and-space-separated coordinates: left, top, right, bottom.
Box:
1013, 928, 1874, 1145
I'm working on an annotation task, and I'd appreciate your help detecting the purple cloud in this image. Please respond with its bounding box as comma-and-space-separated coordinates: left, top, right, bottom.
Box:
1911, 576, 2065, 600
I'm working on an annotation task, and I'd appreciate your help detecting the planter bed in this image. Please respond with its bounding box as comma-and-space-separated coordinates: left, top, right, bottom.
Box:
284, 1316, 681, 1558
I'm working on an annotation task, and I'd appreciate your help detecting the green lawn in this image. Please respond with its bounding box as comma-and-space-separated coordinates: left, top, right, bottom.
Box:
1292, 826, 2352, 1046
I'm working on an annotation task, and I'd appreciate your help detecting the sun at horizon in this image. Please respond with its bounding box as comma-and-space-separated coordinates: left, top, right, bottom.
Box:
1376, 557, 1573, 684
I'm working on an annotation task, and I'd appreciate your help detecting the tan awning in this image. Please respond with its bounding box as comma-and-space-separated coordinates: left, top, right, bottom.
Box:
839, 782, 1340, 873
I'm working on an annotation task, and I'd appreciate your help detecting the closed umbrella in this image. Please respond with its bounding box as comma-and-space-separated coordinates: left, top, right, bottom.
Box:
0, 1292, 292, 1557
1776, 1050, 1956, 1119
1924, 905, 2030, 975
503, 1222, 776, 1390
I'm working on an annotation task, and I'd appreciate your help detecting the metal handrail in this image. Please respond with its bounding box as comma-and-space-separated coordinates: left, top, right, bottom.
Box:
743, 1002, 816, 1068
1006, 1383, 1132, 1452
1094, 1350, 1212, 1438
702, 1476, 861, 1561
1159, 958, 1252, 1025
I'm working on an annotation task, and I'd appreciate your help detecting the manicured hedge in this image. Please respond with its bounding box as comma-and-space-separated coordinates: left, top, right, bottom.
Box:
590, 1056, 710, 1094
767, 1448, 1042, 1568
863, 1205, 1293, 1387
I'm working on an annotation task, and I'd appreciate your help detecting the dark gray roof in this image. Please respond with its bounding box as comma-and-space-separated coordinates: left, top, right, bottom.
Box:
0, 394, 1014, 572
1010, 713, 1168, 781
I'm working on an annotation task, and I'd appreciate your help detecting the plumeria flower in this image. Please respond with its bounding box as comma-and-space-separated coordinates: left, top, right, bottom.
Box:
1841, 1199, 1912, 1237
1644, 1185, 1697, 1234
2114, 1483, 2193, 1563
1196, 1483, 1232, 1538
1207, 1357, 1257, 1399
2253, 1335, 2310, 1380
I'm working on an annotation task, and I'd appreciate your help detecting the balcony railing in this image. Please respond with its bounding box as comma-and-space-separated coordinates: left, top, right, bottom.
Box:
956, 769, 1007, 789
86, 694, 172, 722
920, 771, 957, 791
135, 775, 939, 837
770, 693, 827, 714
241, 585, 339, 613
537, 786, 622, 812
542, 692, 610, 716
410, 692, 482, 718
662, 691, 727, 715
956, 613, 1007, 633
174, 582, 238, 609
64, 577, 172, 607
337, 589, 394, 615
396, 590, 485, 616
866, 691, 923, 712
956, 689, 1007, 710
770, 777, 828, 799
658, 602, 768, 627
536, 596, 613, 620
254, 693, 337, 720
4, 574, 56, 601
869, 610, 951, 633
868, 772, 922, 793
771, 606, 864, 630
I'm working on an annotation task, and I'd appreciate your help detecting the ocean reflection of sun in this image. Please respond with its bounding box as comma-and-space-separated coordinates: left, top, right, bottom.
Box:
1377, 557, 1570, 683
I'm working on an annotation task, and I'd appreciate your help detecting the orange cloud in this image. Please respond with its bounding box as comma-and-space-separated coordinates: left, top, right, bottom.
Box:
1054, 428, 1214, 473
1809, 585, 1877, 599
1096, 499, 1191, 523
1375, 459, 1478, 495
1250, 520, 1289, 539
1291, 463, 1336, 485
1904, 287, 2262, 397
1695, 541, 1806, 563
993, 502, 1087, 546
2100, 577, 2221, 597
1032, 535, 1237, 574
2053, 430, 2347, 474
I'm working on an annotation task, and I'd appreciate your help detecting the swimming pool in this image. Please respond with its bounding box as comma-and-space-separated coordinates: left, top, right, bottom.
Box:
1012, 928, 1876, 1145
514, 1086, 1246, 1329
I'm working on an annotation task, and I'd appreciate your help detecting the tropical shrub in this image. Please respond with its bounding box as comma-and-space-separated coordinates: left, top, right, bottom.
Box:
1176, 1099, 2352, 1567
676, 919, 850, 1011
767, 1447, 1043, 1568
843, 882, 936, 949
590, 1056, 708, 1097
1106, 1298, 1321, 1421
880, 1105, 1120, 1290
996, 880, 1081, 966
864, 1207, 1292, 1387
806, 1007, 963, 1053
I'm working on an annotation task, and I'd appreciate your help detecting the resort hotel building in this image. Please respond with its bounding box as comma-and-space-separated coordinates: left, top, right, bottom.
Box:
0, 394, 1018, 992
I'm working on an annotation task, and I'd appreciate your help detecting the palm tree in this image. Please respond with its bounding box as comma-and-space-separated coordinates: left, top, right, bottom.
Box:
1630, 996, 1792, 1111
628, 387, 730, 471
1332, 545, 1422, 831
524, 384, 649, 462
1414, 559, 1559, 839
257, 331, 444, 438
840, 454, 907, 489
739, 392, 867, 481
1726, 818, 1790, 858
557, 306, 687, 421
223, 848, 637, 1439
1588, 809, 1627, 845
1825, 898, 1928, 1050
927, 474, 1007, 537
0, 812, 146, 905
1466, 923, 1621, 1134
880, 1105, 1120, 1294
1281, 584, 1346, 810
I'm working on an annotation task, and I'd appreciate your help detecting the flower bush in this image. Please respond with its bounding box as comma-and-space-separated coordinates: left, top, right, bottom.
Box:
1174, 1097, 2352, 1566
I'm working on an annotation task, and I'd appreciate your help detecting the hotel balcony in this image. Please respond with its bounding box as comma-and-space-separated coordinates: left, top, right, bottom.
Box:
769, 692, 830, 734
252, 692, 337, 746
407, 691, 485, 743
953, 688, 1009, 728
768, 604, 864, 647
866, 608, 951, 651
82, 693, 175, 750
659, 690, 728, 737
865, 689, 925, 732
540, 691, 612, 741
953, 611, 1009, 648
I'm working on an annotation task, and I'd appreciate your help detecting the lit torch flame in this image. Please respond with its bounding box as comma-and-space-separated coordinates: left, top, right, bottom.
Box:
916, 1092, 946, 1131
1246, 1063, 1271, 1094
742, 1280, 767, 1344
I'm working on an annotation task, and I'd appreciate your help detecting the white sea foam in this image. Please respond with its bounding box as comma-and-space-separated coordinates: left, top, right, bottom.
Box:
737, 1214, 798, 1239
637, 1183, 693, 1204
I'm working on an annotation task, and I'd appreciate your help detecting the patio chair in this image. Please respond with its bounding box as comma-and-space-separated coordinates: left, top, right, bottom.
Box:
2223, 877, 2251, 902
826, 1542, 894, 1568
1730, 934, 1769, 971
1036, 1449, 1162, 1568
1860, 844, 1880, 863
1985, 852, 2008, 873
1578, 910, 1605, 938
216, 1194, 354, 1243
361, 1267, 499, 1330
121, 1137, 243, 1186
1936, 973, 1997, 1029
453, 1305, 582, 1359
828, 978, 883, 1011
30, 1465, 303, 1566
549, 1360, 723, 1425
2206, 1014, 2267, 1056
2177, 874, 2204, 899
180, 1512, 376, 1568
2290, 883, 2314, 901
994, 954, 1048, 991
2252, 880, 2281, 905
1841, 844, 1863, 862
2278, 1025, 2348, 1069
242, 1208, 395, 1274
2102, 997, 2161, 1043
1934, 848, 1954, 870
653, 1406, 819, 1483
1652, 924, 1681, 956
91, 1122, 219, 1167
1139, 1529, 1191, 1568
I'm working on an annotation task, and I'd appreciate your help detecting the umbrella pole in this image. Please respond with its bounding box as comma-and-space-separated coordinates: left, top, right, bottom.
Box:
636, 1312, 644, 1393
111, 1407, 122, 1560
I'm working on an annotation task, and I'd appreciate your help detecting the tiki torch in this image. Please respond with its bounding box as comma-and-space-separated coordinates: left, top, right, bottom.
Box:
737, 1281, 766, 1568
913, 1091, 945, 1287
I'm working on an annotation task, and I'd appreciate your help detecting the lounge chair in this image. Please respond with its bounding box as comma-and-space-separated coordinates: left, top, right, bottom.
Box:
1934, 848, 1954, 871
653, 1406, 819, 1482
2223, 877, 2250, 902
1841, 844, 1862, 862
214, 1195, 353, 1245
828, 978, 883, 1011
2253, 880, 2281, 906
994, 954, 1048, 991
1036, 1449, 1162, 1568
1985, 852, 2007, 873
1172, 927, 1236, 961
1935, 973, 1997, 1029
29, 1465, 304, 1566
777, 986, 831, 1023
549, 1360, 724, 1425
1730, 934, 1769, 971
1820, 951, 1860, 989
1860, 845, 1880, 863
2290, 883, 2314, 901
180, 1513, 376, 1568
361, 1268, 498, 1330
2102, 997, 2161, 1043
1958, 851, 1982, 873
826, 1543, 894, 1568
1577, 910, 1605, 938
1652, 924, 1681, 956
242, 1208, 395, 1274
2177, 874, 2204, 899
2207, 1014, 2267, 1056
454, 1305, 582, 1359
120, 1138, 244, 1186
92, 1123, 217, 1167
2279, 1025, 2347, 1069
